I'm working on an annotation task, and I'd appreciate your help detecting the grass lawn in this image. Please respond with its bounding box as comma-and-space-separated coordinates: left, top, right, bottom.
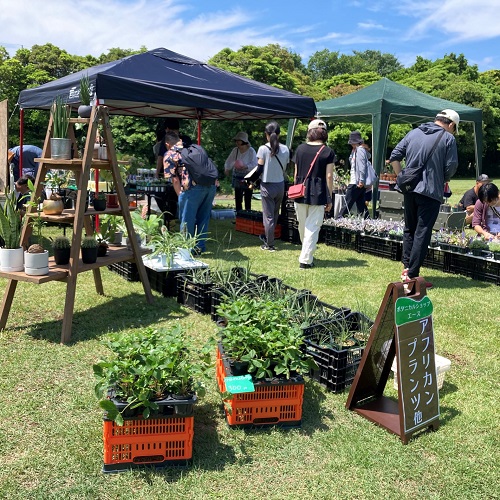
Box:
0, 178, 498, 499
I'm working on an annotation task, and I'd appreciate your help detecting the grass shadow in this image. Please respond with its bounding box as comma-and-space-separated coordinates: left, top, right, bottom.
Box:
25, 293, 189, 344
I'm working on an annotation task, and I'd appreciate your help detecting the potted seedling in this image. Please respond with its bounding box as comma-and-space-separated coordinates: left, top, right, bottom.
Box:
150, 225, 178, 268
92, 191, 107, 212
100, 215, 123, 246
468, 237, 489, 257
0, 187, 25, 272
51, 235, 71, 265
78, 73, 92, 118
488, 241, 500, 260
50, 96, 71, 160
81, 234, 98, 264
93, 325, 213, 425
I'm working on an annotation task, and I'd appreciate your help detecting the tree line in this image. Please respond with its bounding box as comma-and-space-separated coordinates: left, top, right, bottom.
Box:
2, 43, 499, 176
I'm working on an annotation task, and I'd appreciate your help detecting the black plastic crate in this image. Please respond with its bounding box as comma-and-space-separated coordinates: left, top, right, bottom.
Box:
177, 274, 214, 314
358, 234, 402, 261
422, 247, 445, 271
145, 267, 183, 297
107, 261, 140, 282
302, 313, 372, 393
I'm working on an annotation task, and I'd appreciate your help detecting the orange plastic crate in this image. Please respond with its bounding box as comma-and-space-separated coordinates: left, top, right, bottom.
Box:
235, 217, 254, 234
216, 346, 304, 428
102, 416, 193, 472
253, 221, 281, 238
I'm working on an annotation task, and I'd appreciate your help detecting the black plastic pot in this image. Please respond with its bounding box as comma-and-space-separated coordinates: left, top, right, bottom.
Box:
81, 247, 98, 264
93, 198, 107, 211
53, 247, 71, 265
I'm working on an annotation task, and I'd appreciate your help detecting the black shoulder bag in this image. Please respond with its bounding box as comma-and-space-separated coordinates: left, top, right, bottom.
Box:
396, 130, 445, 194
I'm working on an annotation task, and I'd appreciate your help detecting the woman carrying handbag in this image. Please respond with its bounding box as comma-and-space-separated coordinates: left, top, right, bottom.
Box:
291, 119, 335, 269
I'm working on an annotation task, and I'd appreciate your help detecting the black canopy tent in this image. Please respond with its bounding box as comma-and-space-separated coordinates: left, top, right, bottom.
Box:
18, 48, 316, 121
314, 78, 483, 179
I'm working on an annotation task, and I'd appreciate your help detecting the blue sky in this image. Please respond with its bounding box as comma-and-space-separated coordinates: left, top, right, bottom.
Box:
1, 0, 499, 71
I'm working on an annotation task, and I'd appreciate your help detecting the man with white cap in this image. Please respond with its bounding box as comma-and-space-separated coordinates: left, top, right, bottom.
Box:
389, 109, 459, 288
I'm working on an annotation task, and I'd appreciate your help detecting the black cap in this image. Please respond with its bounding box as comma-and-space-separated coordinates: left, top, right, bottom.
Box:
476, 174, 490, 183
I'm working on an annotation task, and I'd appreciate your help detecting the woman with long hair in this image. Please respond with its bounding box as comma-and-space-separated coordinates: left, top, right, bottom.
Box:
255, 121, 290, 251
292, 119, 335, 269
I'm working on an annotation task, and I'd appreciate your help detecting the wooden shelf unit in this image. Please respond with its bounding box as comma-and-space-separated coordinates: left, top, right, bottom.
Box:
0, 106, 153, 343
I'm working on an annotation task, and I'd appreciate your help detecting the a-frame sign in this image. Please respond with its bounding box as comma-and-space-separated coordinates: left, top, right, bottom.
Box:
346, 278, 440, 444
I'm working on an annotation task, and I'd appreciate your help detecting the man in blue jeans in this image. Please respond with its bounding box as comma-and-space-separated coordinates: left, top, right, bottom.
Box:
162, 132, 217, 253
390, 109, 459, 288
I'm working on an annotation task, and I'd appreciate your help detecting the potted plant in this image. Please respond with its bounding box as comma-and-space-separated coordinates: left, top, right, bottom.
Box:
150, 225, 178, 267
468, 237, 489, 256
0, 187, 24, 272
81, 235, 98, 264
488, 241, 500, 261
130, 209, 162, 246
50, 96, 71, 160
78, 73, 92, 118
217, 295, 317, 380
100, 215, 123, 246
92, 191, 107, 212
51, 235, 71, 265
24, 198, 49, 276
93, 325, 213, 425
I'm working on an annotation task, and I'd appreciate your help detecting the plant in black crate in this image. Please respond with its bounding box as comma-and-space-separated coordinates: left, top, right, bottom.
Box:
468, 237, 489, 257
488, 241, 500, 261
217, 295, 317, 380
93, 325, 213, 425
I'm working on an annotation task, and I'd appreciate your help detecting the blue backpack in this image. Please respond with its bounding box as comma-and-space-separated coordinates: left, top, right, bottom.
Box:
180, 145, 218, 186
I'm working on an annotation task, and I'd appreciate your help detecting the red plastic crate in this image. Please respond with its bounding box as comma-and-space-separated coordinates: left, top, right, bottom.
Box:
252, 220, 281, 238
216, 346, 304, 428
102, 416, 193, 472
235, 217, 254, 234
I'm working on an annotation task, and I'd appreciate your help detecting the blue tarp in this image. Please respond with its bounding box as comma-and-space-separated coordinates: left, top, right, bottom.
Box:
18, 48, 316, 120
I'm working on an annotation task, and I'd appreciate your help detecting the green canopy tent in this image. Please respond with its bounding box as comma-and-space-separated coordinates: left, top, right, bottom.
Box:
310, 78, 483, 215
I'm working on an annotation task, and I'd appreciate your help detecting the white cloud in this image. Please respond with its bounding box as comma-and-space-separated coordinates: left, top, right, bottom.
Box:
401, 0, 500, 41
358, 21, 389, 31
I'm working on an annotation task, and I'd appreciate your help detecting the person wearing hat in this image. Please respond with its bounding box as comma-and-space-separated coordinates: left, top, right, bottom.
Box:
291, 119, 335, 269
339, 130, 370, 219
458, 173, 491, 226
389, 109, 459, 288
224, 131, 257, 212
8, 145, 43, 182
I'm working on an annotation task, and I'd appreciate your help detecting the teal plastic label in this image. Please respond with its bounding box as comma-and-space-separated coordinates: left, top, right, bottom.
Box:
224, 374, 255, 394
395, 296, 433, 326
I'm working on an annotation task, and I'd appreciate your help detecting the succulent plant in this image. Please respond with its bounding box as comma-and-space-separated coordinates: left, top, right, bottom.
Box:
52, 235, 71, 249
81, 235, 98, 249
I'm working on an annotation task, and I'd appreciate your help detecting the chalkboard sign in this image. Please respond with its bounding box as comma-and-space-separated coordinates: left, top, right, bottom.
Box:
346, 278, 440, 444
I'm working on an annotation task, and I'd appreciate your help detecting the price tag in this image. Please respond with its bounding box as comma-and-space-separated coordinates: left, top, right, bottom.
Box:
224, 374, 255, 394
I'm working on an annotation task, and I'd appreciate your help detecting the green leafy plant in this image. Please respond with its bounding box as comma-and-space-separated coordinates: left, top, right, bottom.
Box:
51, 96, 70, 139
469, 237, 489, 250
488, 241, 500, 252
130, 209, 162, 243
93, 325, 213, 425
79, 74, 91, 106
0, 187, 23, 249
217, 296, 317, 379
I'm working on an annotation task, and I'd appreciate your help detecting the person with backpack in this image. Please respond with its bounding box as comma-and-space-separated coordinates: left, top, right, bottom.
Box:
255, 122, 290, 252
162, 131, 218, 254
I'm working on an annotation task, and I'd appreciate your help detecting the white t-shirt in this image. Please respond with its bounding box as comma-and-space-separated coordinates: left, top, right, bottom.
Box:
256, 143, 289, 183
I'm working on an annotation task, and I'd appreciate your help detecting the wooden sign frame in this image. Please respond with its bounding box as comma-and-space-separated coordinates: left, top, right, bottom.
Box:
346, 277, 440, 444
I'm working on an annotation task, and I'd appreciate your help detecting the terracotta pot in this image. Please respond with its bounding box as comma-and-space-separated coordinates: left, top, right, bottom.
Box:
106, 193, 119, 208
43, 199, 64, 215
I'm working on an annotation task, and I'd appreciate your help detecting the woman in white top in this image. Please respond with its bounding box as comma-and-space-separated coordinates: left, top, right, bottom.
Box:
255, 121, 290, 251
224, 131, 257, 212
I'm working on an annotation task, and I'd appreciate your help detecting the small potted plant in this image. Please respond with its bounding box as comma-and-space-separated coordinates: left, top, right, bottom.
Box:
93, 325, 213, 425
100, 215, 123, 246
51, 235, 71, 265
96, 233, 109, 257
81, 235, 98, 264
0, 187, 25, 272
78, 73, 92, 118
50, 96, 71, 160
488, 241, 500, 261
150, 225, 178, 268
92, 191, 107, 212
24, 197, 49, 276
468, 237, 489, 257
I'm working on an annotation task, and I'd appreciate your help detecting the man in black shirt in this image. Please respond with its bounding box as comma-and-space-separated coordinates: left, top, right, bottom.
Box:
459, 174, 490, 226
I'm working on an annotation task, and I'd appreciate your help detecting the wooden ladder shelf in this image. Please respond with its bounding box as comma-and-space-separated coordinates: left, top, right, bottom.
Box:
0, 106, 153, 343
